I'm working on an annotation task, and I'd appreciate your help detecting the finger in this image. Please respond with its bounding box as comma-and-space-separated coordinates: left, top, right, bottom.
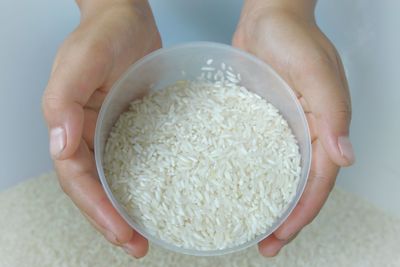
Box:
42, 37, 111, 160
122, 232, 149, 258
54, 140, 149, 257
258, 231, 300, 257
291, 52, 355, 166
82, 211, 122, 245
258, 234, 285, 257
83, 212, 149, 258
55, 140, 132, 243
285, 231, 299, 243
273, 139, 339, 240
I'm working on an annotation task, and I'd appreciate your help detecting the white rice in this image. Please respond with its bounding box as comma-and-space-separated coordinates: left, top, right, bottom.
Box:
104, 67, 301, 251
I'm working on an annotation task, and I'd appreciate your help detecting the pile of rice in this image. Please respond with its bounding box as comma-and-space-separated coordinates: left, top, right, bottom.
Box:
104, 68, 301, 251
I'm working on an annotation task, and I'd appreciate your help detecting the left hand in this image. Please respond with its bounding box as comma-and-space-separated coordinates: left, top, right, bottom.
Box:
233, 0, 355, 257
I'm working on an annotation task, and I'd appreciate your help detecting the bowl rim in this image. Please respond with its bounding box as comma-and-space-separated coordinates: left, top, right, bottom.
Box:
94, 41, 312, 256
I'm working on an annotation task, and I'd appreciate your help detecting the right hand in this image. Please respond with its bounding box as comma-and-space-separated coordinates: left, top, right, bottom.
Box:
42, 0, 161, 258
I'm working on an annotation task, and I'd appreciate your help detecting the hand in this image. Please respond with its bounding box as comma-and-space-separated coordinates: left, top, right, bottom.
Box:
42, 0, 161, 258
233, 0, 355, 257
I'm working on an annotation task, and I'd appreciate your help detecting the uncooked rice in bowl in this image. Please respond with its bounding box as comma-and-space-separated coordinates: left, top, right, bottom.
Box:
103, 79, 301, 251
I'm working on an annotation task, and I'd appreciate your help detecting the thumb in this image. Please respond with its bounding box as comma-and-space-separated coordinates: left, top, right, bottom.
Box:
42, 40, 111, 159
294, 56, 355, 167
42, 93, 84, 160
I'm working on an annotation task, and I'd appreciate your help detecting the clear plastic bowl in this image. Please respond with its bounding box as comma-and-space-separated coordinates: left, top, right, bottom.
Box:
94, 42, 311, 256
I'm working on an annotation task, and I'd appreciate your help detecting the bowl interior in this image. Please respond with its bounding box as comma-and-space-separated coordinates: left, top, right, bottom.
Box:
94, 42, 311, 256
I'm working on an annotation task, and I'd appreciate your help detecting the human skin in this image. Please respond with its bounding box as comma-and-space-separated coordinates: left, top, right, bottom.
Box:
233, 0, 355, 257
42, 0, 354, 259
42, 0, 161, 258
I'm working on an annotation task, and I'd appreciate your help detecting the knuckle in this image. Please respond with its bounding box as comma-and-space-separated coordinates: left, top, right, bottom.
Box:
73, 32, 111, 63
80, 40, 110, 60
63, 27, 112, 75
74, 39, 111, 82
309, 169, 329, 182
306, 51, 334, 73
333, 101, 352, 121
41, 91, 60, 121
42, 90, 56, 108
308, 170, 336, 193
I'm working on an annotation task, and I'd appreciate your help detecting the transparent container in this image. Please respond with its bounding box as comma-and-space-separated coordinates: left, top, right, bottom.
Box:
94, 42, 311, 256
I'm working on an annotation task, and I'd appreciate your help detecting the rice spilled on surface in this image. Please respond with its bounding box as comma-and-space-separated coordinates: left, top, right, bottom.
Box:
104, 67, 301, 251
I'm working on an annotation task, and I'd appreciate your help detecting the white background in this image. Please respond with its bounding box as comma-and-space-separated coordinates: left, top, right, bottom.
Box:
0, 0, 399, 216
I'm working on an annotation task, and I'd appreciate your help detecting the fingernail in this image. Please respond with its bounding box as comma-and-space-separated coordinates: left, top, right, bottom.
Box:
50, 127, 66, 159
338, 136, 355, 164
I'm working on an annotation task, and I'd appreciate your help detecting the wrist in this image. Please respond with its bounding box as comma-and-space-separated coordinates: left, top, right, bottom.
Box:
243, 0, 316, 21
76, 0, 148, 20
